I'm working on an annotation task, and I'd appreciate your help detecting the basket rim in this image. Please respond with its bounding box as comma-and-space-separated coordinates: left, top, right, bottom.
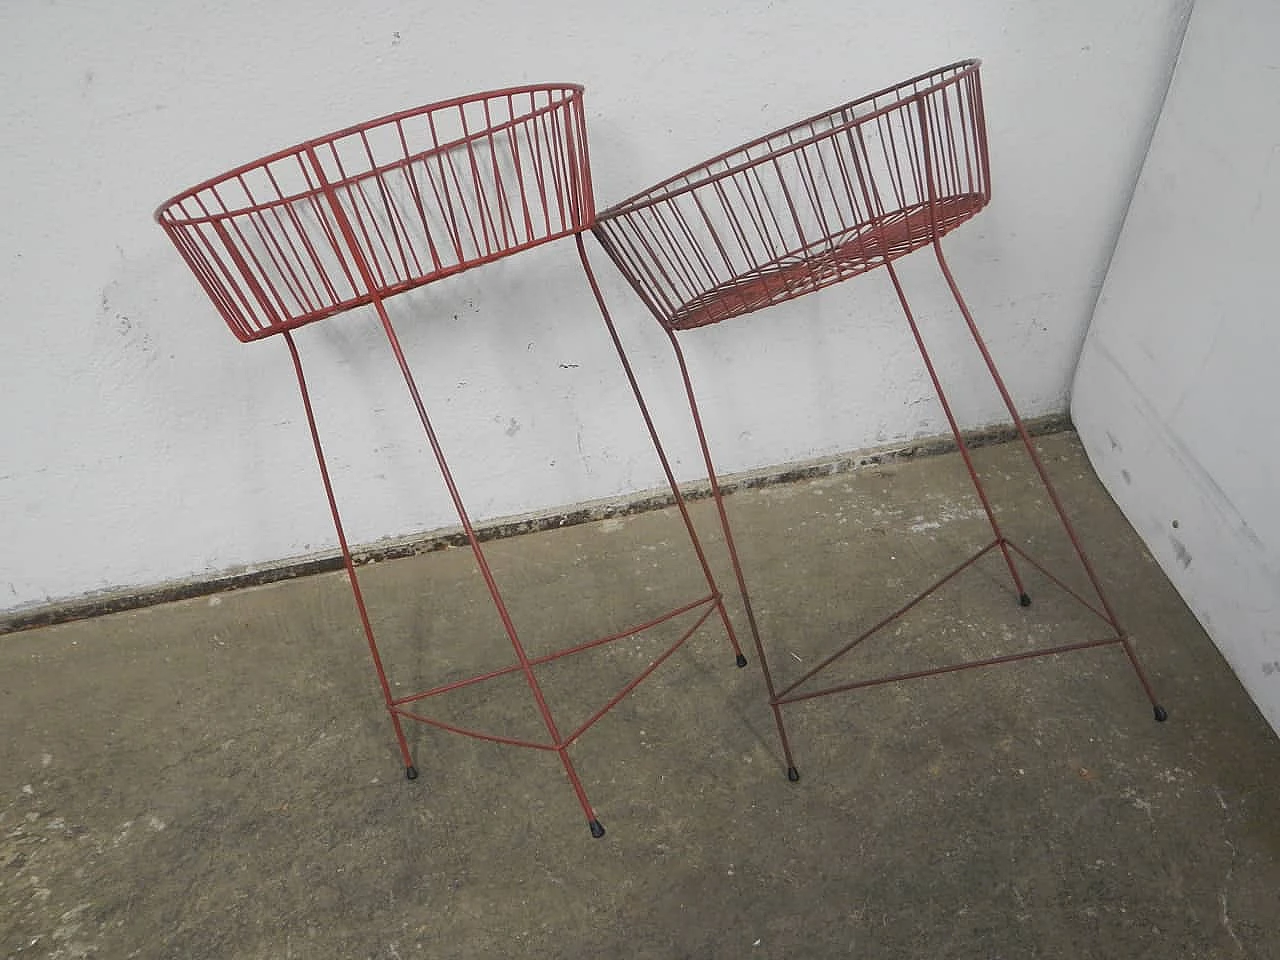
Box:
596, 59, 980, 220
154, 82, 586, 225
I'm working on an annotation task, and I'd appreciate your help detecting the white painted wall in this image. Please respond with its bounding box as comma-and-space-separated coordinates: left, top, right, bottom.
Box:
1072, 0, 1280, 734
0, 0, 1191, 615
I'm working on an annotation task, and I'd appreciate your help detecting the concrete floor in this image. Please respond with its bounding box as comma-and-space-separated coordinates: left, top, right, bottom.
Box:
3, 431, 1279, 959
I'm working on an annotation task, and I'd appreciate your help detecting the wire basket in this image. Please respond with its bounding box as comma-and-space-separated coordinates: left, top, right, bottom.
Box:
593, 61, 988, 331
156, 84, 593, 343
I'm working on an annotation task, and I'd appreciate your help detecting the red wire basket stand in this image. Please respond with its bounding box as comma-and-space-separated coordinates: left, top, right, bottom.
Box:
156, 83, 752, 838
592, 60, 1167, 781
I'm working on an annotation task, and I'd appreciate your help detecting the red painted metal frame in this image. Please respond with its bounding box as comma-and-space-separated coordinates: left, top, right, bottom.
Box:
592, 60, 1166, 781
157, 84, 748, 838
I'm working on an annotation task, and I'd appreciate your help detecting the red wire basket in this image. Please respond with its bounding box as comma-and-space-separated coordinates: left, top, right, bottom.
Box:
156, 84, 593, 342
593, 60, 988, 330
153, 83, 764, 837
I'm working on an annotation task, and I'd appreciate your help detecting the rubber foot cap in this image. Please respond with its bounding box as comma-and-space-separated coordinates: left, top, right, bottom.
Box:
589, 819, 605, 839
1019, 593, 1032, 607
736, 653, 748, 668
787, 766, 800, 783
405, 765, 419, 781
1153, 705, 1168, 723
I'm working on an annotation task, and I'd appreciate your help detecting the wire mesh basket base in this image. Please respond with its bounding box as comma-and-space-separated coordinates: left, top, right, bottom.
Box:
672, 192, 985, 329
595, 61, 989, 331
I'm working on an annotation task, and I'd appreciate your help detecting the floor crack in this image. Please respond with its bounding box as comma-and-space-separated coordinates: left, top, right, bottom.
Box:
1220, 838, 1243, 954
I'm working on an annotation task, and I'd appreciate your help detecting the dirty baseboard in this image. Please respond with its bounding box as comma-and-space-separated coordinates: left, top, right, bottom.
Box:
1, 414, 1071, 636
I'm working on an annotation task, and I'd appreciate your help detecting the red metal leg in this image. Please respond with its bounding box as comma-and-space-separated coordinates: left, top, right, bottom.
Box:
284, 331, 416, 777
575, 235, 748, 670
929, 239, 1165, 720
577, 234, 798, 778
363, 293, 605, 834
883, 259, 1030, 606
661, 327, 800, 781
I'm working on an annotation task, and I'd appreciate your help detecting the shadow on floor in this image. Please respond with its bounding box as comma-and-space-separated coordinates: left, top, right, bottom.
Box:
3, 432, 1278, 959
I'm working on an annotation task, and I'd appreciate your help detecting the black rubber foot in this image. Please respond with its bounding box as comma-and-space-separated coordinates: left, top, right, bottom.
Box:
736, 653, 748, 668
787, 766, 801, 783
405, 765, 419, 781
1019, 593, 1032, 607
589, 819, 606, 839
1153, 705, 1169, 723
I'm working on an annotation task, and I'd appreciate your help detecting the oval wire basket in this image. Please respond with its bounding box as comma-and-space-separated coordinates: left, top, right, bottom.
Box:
593, 60, 989, 331
156, 84, 593, 342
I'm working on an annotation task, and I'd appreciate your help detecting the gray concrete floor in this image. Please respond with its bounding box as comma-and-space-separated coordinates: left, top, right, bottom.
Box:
4, 432, 1279, 959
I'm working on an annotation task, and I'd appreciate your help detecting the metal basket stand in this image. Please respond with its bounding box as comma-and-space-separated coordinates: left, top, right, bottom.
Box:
592, 61, 1166, 782
156, 84, 751, 838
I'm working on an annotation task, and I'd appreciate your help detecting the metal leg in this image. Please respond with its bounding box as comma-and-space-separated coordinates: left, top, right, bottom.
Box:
284, 331, 416, 777
928, 239, 1165, 720
883, 259, 1029, 605
577, 235, 798, 777
575, 235, 748, 670
649, 320, 801, 780
367, 295, 603, 834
